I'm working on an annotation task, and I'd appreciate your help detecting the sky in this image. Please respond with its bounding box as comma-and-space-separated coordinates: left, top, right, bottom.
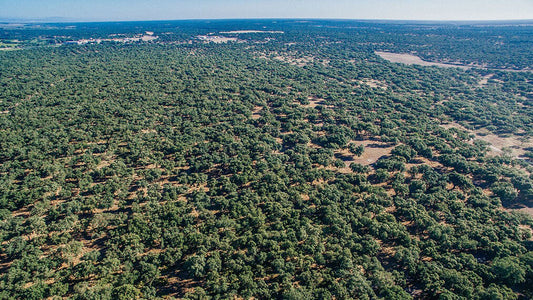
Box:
1, 0, 532, 22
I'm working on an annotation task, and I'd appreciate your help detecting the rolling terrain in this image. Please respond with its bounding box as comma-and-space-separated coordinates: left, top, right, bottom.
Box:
0, 20, 532, 299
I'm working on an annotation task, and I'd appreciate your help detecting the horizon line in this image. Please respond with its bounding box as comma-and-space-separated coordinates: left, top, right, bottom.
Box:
1, 17, 533, 24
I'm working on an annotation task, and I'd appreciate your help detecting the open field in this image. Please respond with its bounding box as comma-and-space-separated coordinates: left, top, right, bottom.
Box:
220, 30, 284, 34
335, 140, 394, 166
197, 35, 238, 43
376, 51, 471, 69
441, 122, 533, 159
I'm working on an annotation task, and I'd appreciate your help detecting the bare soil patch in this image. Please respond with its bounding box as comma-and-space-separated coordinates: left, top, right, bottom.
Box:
301, 96, 332, 108
255, 51, 328, 67
441, 121, 532, 159
376, 51, 470, 70
196, 35, 238, 43
141, 35, 158, 42
504, 205, 533, 218
335, 140, 394, 167
251, 106, 263, 119
273, 55, 314, 67
75, 34, 158, 45
478, 74, 494, 87
220, 30, 284, 34
357, 78, 388, 89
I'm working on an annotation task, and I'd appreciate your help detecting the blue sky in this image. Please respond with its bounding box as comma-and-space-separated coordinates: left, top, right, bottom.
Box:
1, 0, 532, 22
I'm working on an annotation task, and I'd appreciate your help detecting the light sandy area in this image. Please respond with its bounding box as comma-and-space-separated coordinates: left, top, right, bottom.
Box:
141, 35, 158, 42
357, 79, 388, 89
255, 51, 328, 67
273, 55, 315, 67
220, 30, 284, 34
441, 122, 532, 159
478, 74, 494, 87
335, 140, 394, 167
74, 34, 158, 45
251, 106, 263, 119
300, 96, 333, 109
509, 206, 533, 218
197, 35, 238, 43
376, 51, 470, 70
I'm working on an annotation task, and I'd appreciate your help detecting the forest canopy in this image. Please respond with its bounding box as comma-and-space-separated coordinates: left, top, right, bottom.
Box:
0, 19, 532, 299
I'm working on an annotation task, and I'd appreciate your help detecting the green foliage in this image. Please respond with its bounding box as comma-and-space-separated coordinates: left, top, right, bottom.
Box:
491, 257, 526, 285
113, 284, 141, 300
0, 19, 531, 300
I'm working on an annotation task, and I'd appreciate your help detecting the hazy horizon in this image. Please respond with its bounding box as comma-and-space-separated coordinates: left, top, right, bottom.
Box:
1, 0, 532, 23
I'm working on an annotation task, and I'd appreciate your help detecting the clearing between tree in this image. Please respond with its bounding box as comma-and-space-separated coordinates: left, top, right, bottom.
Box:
375, 51, 470, 70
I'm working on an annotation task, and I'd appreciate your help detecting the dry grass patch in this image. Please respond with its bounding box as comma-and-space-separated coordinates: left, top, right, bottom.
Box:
255, 51, 328, 67
504, 205, 533, 219
342, 140, 394, 166
376, 51, 470, 70
301, 96, 333, 109
405, 156, 446, 171
357, 79, 388, 90
440, 121, 533, 159
220, 30, 284, 34
273, 55, 314, 67
251, 106, 263, 119
196, 35, 238, 43
478, 74, 494, 87
140, 128, 157, 134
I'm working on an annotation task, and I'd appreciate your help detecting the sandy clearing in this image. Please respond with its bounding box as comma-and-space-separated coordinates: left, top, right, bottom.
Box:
255, 51, 328, 67
357, 78, 388, 89
220, 30, 284, 34
273, 55, 315, 67
251, 106, 263, 119
335, 140, 394, 167
477, 131, 532, 158
440, 122, 532, 159
141, 35, 158, 42
196, 35, 238, 43
478, 74, 494, 87
377, 52, 531, 73
505, 206, 533, 218
74, 35, 158, 45
300, 96, 332, 108
256, 51, 327, 67
405, 156, 446, 172
376, 51, 471, 70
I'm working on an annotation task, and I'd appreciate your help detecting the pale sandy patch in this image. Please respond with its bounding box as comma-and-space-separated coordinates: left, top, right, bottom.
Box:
251, 106, 263, 119
141, 35, 158, 42
220, 30, 284, 34
197, 35, 238, 43
478, 74, 494, 87
273, 55, 315, 67
255, 51, 328, 67
440, 122, 532, 158
504, 206, 533, 219
376, 51, 470, 70
301, 96, 328, 108
334, 140, 394, 167
357, 78, 388, 89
